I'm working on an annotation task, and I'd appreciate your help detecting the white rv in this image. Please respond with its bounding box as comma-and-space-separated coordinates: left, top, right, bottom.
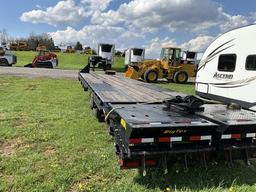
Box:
98, 43, 115, 65
196, 24, 256, 111
125, 48, 145, 67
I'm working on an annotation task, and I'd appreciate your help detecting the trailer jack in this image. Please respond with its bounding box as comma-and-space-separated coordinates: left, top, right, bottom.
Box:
141, 152, 147, 176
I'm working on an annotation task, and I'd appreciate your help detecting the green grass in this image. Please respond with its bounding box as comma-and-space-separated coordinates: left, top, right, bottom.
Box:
15, 51, 125, 71
1, 76, 256, 192
158, 82, 195, 95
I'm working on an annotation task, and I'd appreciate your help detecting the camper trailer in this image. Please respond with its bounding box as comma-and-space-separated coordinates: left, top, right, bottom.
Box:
196, 24, 256, 111
125, 48, 145, 68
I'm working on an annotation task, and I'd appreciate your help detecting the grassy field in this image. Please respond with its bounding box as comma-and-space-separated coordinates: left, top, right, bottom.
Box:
1, 76, 256, 192
15, 51, 125, 71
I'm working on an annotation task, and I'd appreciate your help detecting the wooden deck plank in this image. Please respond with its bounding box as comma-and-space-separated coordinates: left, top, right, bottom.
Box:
80, 72, 185, 103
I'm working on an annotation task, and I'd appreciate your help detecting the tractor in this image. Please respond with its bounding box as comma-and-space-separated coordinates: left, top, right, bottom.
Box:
125, 47, 197, 83
24, 50, 58, 68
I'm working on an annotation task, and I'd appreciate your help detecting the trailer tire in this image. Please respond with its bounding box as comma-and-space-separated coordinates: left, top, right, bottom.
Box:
90, 95, 96, 109
174, 71, 188, 84
0, 58, 9, 66
144, 69, 158, 83
93, 108, 105, 122
106, 64, 112, 70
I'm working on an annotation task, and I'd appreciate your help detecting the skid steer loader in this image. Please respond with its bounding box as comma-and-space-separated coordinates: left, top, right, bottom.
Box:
125, 47, 197, 83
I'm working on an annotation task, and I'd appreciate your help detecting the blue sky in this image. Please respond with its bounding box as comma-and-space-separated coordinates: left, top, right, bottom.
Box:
0, 0, 255, 57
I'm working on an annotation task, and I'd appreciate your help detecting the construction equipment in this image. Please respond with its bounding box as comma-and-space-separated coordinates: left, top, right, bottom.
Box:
125, 47, 197, 83
24, 50, 58, 68
0, 46, 17, 66
82, 43, 115, 71
65, 46, 75, 53
36, 44, 47, 51
9, 41, 28, 51
84, 47, 96, 55
97, 43, 115, 69
52, 46, 61, 52
78, 24, 256, 175
124, 48, 145, 70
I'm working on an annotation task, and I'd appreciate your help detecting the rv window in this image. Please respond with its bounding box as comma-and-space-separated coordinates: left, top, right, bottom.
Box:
246, 55, 256, 71
133, 49, 143, 56
101, 45, 112, 52
218, 54, 236, 72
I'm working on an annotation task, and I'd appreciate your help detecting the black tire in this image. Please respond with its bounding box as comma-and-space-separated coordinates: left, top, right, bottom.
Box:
93, 108, 105, 122
89, 95, 95, 109
174, 71, 189, 84
144, 69, 158, 83
24, 63, 33, 68
106, 64, 112, 70
0, 58, 9, 66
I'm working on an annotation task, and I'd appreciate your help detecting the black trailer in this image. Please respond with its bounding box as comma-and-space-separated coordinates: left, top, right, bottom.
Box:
78, 71, 256, 174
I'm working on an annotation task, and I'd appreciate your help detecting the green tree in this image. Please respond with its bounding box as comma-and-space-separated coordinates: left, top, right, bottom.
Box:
75, 41, 83, 50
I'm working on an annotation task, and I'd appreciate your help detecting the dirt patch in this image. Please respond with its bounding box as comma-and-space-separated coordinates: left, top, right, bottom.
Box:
12, 116, 29, 129
42, 146, 56, 157
0, 112, 6, 120
0, 138, 27, 157
0, 79, 10, 86
25, 84, 38, 91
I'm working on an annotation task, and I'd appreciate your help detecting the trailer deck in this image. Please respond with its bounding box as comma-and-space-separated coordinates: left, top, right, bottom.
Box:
79, 72, 185, 104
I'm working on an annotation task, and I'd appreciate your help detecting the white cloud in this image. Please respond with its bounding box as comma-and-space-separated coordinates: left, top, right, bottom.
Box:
144, 37, 178, 58
220, 14, 249, 32
20, 0, 113, 26
81, 0, 112, 13
144, 35, 215, 59
180, 35, 215, 52
91, 0, 228, 33
48, 25, 144, 49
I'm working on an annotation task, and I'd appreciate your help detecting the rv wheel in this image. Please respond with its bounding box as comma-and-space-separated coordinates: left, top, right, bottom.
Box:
144, 69, 158, 83
174, 71, 188, 84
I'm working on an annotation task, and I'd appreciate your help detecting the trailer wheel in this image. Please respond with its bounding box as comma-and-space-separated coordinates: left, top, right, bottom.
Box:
106, 64, 112, 70
144, 69, 158, 83
0, 58, 9, 66
174, 71, 188, 84
93, 108, 105, 122
90, 95, 96, 109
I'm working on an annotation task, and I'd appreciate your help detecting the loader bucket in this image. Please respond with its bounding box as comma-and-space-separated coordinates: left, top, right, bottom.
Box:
125, 66, 140, 80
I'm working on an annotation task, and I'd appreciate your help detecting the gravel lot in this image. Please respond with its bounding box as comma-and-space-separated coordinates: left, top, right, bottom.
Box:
0, 66, 78, 80
0, 66, 195, 83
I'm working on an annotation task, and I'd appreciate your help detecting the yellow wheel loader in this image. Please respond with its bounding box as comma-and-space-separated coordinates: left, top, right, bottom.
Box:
125, 47, 197, 83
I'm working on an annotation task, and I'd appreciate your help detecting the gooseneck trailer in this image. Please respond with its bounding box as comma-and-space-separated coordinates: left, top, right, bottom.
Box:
78, 71, 256, 175
78, 25, 256, 175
